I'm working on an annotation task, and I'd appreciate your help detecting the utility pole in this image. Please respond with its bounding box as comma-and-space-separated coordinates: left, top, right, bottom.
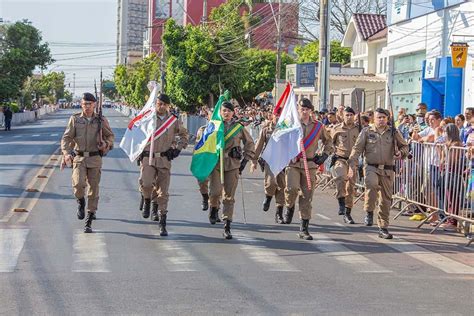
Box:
73, 73, 76, 98
275, 0, 282, 100
317, 0, 331, 110
202, 0, 208, 24
100, 68, 103, 105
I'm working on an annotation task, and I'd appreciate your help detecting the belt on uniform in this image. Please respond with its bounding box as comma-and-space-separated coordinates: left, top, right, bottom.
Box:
75, 151, 100, 157
141, 151, 161, 158
367, 163, 395, 171
335, 155, 349, 160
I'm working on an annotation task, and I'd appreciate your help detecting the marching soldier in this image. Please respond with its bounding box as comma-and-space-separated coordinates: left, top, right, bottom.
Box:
208, 101, 255, 239
251, 110, 286, 223
61, 92, 115, 233
330, 107, 360, 224
284, 98, 332, 240
139, 93, 188, 236
348, 108, 409, 239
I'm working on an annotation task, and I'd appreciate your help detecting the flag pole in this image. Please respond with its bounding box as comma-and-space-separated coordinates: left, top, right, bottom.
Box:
220, 148, 224, 184
300, 139, 312, 190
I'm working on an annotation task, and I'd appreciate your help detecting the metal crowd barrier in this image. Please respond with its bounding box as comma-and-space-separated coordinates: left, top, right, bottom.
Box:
312, 140, 473, 246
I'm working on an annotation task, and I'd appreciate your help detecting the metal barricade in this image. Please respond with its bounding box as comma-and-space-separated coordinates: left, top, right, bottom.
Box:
429, 146, 473, 246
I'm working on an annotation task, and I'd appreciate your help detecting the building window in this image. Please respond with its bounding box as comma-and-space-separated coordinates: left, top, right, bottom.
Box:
384, 57, 387, 73
379, 58, 383, 73
391, 51, 426, 113
155, 0, 170, 19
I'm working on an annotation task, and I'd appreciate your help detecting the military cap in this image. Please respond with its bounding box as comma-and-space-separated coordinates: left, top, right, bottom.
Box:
299, 98, 314, 110
375, 107, 390, 117
344, 107, 356, 114
222, 101, 234, 111
157, 93, 171, 104
82, 92, 96, 102
320, 108, 328, 114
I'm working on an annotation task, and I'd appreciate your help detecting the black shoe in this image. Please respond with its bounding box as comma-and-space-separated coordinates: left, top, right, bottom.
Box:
275, 206, 284, 224
209, 207, 218, 225
343, 207, 355, 224
298, 219, 313, 240
139, 194, 144, 211
223, 220, 232, 239
84, 212, 94, 233
378, 228, 393, 239
91, 213, 97, 220
159, 214, 168, 236
364, 212, 374, 226
142, 199, 151, 218
151, 203, 159, 221
337, 197, 345, 215
283, 206, 295, 224
77, 197, 85, 220
201, 193, 209, 211
262, 195, 272, 212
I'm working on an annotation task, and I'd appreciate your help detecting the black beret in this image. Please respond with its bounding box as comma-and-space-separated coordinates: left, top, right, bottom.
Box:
222, 101, 234, 111
320, 108, 328, 114
82, 92, 96, 102
299, 98, 314, 110
344, 107, 355, 114
375, 108, 390, 117
157, 93, 171, 104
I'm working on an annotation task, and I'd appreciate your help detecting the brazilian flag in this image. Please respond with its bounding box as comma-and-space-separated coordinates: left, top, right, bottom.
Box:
190, 91, 230, 182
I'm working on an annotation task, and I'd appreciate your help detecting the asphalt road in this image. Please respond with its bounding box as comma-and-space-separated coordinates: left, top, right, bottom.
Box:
0, 108, 473, 315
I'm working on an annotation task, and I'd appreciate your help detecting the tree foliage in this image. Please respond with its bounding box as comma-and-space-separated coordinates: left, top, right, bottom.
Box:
294, 40, 351, 64
21, 72, 67, 108
0, 20, 53, 102
113, 54, 160, 107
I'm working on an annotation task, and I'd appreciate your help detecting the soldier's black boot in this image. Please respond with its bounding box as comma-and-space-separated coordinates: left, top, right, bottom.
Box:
343, 207, 355, 224
209, 207, 218, 225
275, 206, 284, 224
84, 212, 94, 233
142, 199, 151, 219
77, 197, 85, 220
364, 212, 374, 226
223, 220, 232, 239
262, 195, 272, 212
139, 194, 144, 211
201, 193, 209, 211
378, 228, 393, 239
337, 197, 346, 215
216, 210, 221, 223
298, 219, 313, 240
159, 214, 168, 237
151, 203, 159, 221
283, 206, 295, 224
91, 213, 96, 220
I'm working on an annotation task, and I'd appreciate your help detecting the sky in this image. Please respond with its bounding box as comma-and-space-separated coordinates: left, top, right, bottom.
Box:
1, 0, 118, 98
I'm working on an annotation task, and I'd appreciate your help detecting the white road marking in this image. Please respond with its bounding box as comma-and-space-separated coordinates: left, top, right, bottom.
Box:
0, 229, 29, 272
50, 133, 58, 137
160, 242, 198, 272
13, 135, 21, 138
235, 234, 300, 272
333, 222, 344, 227
316, 214, 331, 221
312, 234, 392, 273
72, 230, 110, 272
32, 134, 40, 137
369, 236, 474, 274
0, 150, 61, 223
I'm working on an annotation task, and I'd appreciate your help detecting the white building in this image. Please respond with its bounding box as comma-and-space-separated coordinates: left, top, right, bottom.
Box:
387, 0, 474, 115
116, 0, 149, 65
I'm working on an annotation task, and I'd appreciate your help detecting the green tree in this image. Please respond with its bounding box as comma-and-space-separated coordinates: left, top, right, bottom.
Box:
102, 80, 117, 100
237, 49, 294, 99
113, 54, 160, 107
0, 20, 53, 102
20, 71, 66, 108
295, 40, 351, 65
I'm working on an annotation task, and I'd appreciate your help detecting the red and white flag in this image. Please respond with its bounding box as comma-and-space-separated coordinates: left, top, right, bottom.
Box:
119, 81, 159, 162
